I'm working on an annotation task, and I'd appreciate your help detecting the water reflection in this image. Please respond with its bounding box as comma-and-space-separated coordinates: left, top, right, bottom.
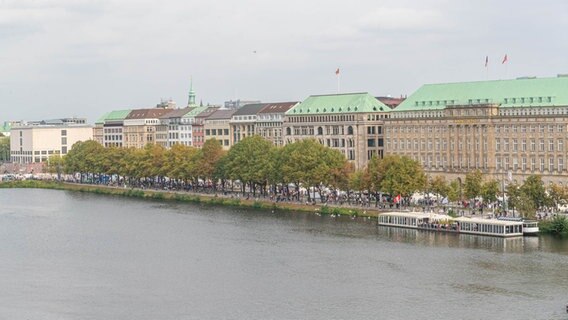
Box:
376, 226, 548, 254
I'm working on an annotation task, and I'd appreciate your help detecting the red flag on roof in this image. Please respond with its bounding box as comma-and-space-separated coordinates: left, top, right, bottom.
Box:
335, 68, 340, 75
502, 54, 508, 64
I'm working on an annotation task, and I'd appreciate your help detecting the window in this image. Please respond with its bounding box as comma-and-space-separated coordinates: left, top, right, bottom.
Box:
61, 130, 67, 136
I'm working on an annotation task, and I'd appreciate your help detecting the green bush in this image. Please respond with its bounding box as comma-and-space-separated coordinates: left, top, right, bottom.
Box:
539, 215, 568, 235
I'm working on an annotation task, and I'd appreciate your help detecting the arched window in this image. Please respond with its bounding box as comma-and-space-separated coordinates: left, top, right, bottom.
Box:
347, 126, 353, 135
286, 127, 291, 136
317, 127, 323, 135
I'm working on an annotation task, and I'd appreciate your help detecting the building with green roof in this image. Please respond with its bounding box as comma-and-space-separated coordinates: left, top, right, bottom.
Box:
93, 109, 132, 147
284, 92, 391, 169
385, 75, 568, 184
394, 76, 568, 113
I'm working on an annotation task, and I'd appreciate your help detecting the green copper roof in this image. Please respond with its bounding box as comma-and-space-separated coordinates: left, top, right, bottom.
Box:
182, 106, 209, 118
286, 92, 390, 115
95, 112, 110, 124
104, 109, 132, 121
396, 76, 568, 112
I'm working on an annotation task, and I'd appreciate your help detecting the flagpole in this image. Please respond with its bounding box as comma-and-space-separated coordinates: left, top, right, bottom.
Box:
337, 72, 340, 94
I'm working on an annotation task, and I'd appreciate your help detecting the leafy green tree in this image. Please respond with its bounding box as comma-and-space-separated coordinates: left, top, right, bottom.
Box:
429, 175, 449, 200
506, 182, 521, 213
548, 182, 568, 213
376, 155, 426, 198
0, 136, 9, 162
521, 175, 549, 215
463, 170, 483, 200
447, 180, 461, 203
224, 135, 274, 196
45, 155, 65, 179
198, 139, 225, 185
165, 144, 199, 183
480, 179, 499, 205
64, 140, 105, 182
279, 139, 347, 201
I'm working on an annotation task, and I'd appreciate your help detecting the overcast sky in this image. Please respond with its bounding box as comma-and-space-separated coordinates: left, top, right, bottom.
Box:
1, 0, 567, 122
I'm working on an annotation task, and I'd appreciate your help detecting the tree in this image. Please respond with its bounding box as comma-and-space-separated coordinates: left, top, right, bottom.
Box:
224, 135, 274, 196
0, 136, 9, 162
521, 175, 549, 215
279, 139, 347, 202
429, 175, 449, 200
480, 179, 499, 205
376, 155, 426, 198
463, 170, 483, 200
506, 182, 521, 213
165, 144, 199, 183
45, 154, 65, 180
198, 139, 225, 185
548, 182, 568, 213
447, 180, 461, 203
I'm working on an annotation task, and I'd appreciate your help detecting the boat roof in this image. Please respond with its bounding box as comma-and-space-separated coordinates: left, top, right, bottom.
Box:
454, 217, 523, 225
380, 211, 453, 220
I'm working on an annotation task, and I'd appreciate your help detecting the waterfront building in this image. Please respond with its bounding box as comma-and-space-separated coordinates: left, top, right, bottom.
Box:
156, 108, 195, 148
385, 75, 568, 184
255, 102, 298, 147
10, 124, 93, 163
93, 113, 109, 145
191, 107, 220, 148
230, 103, 267, 145
283, 93, 391, 169
123, 108, 173, 148
100, 110, 132, 148
204, 109, 236, 150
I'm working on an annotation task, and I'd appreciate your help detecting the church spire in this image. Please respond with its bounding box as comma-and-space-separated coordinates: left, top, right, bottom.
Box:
187, 77, 196, 107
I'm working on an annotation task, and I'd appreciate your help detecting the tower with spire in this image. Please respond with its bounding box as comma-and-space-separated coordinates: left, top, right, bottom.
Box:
187, 78, 196, 107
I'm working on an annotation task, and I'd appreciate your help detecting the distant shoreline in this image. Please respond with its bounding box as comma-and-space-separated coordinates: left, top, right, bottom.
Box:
0, 180, 379, 219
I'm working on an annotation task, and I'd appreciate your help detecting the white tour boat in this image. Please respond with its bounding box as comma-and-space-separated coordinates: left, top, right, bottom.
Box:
378, 211, 527, 238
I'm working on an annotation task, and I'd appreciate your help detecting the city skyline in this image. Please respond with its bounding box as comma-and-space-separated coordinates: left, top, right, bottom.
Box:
1, 0, 567, 122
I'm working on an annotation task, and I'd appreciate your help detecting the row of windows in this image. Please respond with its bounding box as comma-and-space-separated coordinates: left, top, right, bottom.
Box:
287, 115, 356, 123
496, 157, 564, 172
103, 128, 122, 134
496, 138, 564, 153
205, 129, 230, 136
495, 124, 564, 133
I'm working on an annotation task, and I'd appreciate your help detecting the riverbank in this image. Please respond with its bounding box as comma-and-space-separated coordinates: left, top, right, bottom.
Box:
0, 180, 379, 218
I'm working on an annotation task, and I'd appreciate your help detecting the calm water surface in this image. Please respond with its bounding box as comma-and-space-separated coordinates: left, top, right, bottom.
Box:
0, 189, 567, 319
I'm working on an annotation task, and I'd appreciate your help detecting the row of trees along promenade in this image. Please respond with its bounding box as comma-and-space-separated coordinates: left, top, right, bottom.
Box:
44, 136, 568, 220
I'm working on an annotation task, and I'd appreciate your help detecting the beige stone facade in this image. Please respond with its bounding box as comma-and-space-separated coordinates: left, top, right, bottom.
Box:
123, 109, 171, 149
385, 76, 568, 185
282, 93, 391, 170
204, 109, 234, 150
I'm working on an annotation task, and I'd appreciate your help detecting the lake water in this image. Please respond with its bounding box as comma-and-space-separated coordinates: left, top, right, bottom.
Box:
0, 188, 567, 319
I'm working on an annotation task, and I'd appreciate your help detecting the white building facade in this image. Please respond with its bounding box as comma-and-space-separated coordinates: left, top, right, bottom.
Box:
10, 125, 93, 163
